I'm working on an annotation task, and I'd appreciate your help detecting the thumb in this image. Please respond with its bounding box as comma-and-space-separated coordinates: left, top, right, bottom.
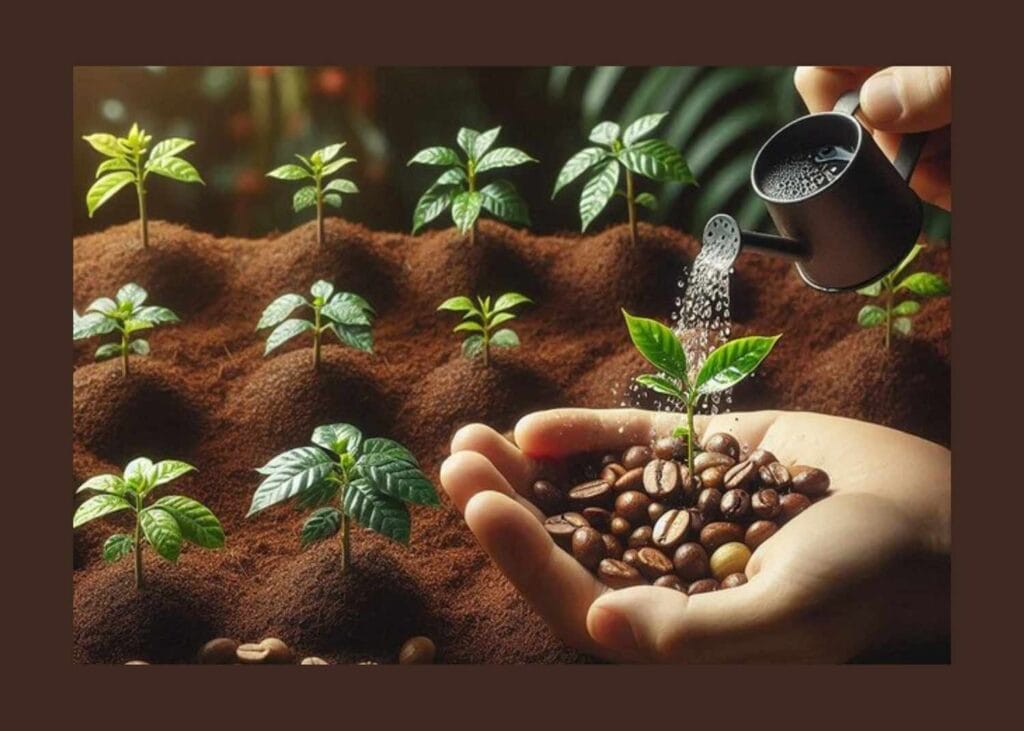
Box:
860, 66, 951, 132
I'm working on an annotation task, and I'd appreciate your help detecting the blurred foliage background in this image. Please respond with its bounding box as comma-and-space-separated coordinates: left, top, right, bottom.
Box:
73, 66, 951, 243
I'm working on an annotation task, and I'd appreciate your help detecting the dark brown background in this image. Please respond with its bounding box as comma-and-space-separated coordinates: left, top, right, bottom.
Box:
7, 0, 1010, 724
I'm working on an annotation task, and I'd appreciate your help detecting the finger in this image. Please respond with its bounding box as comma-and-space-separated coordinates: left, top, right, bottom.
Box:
793, 66, 878, 112
439, 450, 545, 521
463, 490, 608, 653
860, 66, 951, 132
450, 423, 535, 495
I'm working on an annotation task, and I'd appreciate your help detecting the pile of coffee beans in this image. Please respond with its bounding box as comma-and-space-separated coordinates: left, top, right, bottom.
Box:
533, 433, 830, 595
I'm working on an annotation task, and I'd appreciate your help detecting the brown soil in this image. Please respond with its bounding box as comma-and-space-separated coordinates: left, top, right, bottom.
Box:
73, 217, 950, 663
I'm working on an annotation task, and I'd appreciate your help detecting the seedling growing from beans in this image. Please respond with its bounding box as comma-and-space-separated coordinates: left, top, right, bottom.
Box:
409, 127, 536, 245
257, 280, 375, 369
267, 142, 357, 247
73, 283, 180, 377
437, 293, 531, 366
623, 310, 779, 473
553, 113, 694, 245
83, 123, 203, 248
74, 458, 224, 589
857, 243, 950, 349
248, 423, 437, 572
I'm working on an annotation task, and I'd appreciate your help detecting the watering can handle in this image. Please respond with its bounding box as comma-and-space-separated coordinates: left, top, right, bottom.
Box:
834, 90, 927, 182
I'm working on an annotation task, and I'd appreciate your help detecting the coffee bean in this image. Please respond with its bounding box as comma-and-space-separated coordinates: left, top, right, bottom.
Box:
260, 637, 294, 664
622, 445, 653, 470
680, 468, 701, 504
301, 656, 329, 665
600, 464, 626, 484
636, 547, 674, 580
704, 433, 740, 460
745, 520, 778, 550
610, 516, 632, 538
598, 559, 646, 589
628, 525, 653, 549
696, 488, 722, 520
568, 480, 613, 509
720, 573, 748, 589
710, 542, 752, 581
654, 574, 686, 591
724, 460, 759, 491
687, 508, 705, 535
544, 513, 588, 548
643, 459, 680, 500
236, 643, 270, 664
652, 509, 692, 550
694, 451, 736, 473
614, 490, 651, 524
700, 521, 745, 553
198, 637, 238, 665
613, 467, 645, 492
530, 480, 565, 514
602, 533, 624, 560
780, 492, 812, 522
687, 578, 720, 595
751, 488, 781, 520
648, 501, 667, 524
748, 448, 777, 468
572, 527, 606, 570
125, 660, 149, 665
720, 489, 751, 521
758, 462, 792, 491
582, 507, 613, 533
699, 465, 728, 492
791, 467, 830, 497
622, 548, 640, 568
654, 436, 688, 461
399, 636, 436, 664
673, 542, 710, 580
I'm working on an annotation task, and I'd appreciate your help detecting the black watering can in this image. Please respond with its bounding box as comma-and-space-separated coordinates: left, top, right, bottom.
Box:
706, 89, 926, 292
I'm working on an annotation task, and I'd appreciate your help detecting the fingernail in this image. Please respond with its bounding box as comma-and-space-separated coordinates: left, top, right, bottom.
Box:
591, 606, 638, 654
861, 73, 902, 124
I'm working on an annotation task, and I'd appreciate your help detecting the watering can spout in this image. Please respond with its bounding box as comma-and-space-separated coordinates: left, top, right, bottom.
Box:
701, 214, 810, 273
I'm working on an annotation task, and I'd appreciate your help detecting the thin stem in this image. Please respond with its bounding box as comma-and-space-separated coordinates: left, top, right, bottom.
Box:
121, 329, 129, 377
313, 305, 322, 369
468, 163, 477, 245
884, 284, 893, 350
133, 502, 143, 589
625, 169, 637, 246
686, 397, 695, 475
339, 470, 351, 573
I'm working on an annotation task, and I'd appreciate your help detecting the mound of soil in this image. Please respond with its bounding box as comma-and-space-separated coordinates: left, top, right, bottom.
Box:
73, 218, 951, 663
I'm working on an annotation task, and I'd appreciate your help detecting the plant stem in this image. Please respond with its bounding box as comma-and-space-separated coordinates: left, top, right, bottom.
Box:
625, 169, 637, 246
884, 285, 893, 350
133, 504, 143, 589
686, 397, 695, 475
313, 306, 322, 369
316, 197, 325, 248
469, 222, 477, 246
121, 330, 130, 377
468, 163, 477, 245
339, 481, 350, 573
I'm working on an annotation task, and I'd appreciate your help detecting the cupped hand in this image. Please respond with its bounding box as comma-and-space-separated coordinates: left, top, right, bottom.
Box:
794, 65, 951, 210
440, 409, 950, 663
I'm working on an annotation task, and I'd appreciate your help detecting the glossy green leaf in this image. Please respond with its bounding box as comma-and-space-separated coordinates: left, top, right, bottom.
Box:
635, 192, 658, 209
130, 339, 150, 355
462, 334, 484, 359
103, 534, 134, 563
324, 178, 358, 195
489, 312, 516, 327
256, 446, 332, 476
264, 318, 314, 355
141, 507, 183, 561
695, 335, 781, 395
316, 143, 344, 164
96, 158, 134, 177
451, 191, 484, 233
360, 455, 438, 506
475, 147, 536, 173
86, 297, 119, 315
454, 321, 484, 334
320, 158, 355, 176
473, 126, 502, 160
857, 280, 884, 297
897, 272, 950, 297
74, 312, 116, 340
408, 147, 461, 166
332, 324, 374, 353
321, 298, 371, 326
479, 180, 530, 225
77, 473, 127, 495
490, 328, 519, 349
146, 156, 203, 184
635, 373, 684, 398
293, 186, 317, 212
893, 317, 913, 335
359, 438, 420, 467
457, 128, 479, 158
73, 494, 132, 528
312, 423, 364, 455
124, 319, 153, 335
95, 343, 122, 361
248, 460, 336, 516
412, 185, 457, 234
83, 133, 124, 157
86, 172, 135, 216
342, 478, 410, 543
301, 507, 342, 547
330, 291, 374, 314
438, 296, 477, 313
149, 138, 195, 160
579, 159, 620, 231
148, 460, 196, 488
257, 294, 306, 330
622, 112, 668, 146
893, 300, 921, 316
124, 457, 155, 490
552, 147, 607, 197
622, 310, 688, 382
133, 306, 180, 325
589, 121, 620, 146
267, 164, 311, 180
620, 139, 694, 183
117, 283, 148, 307
152, 496, 224, 548
858, 305, 886, 327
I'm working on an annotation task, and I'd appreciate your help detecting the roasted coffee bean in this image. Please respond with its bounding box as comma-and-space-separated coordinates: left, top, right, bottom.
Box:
648, 501, 667, 524
720, 572, 748, 589
720, 489, 752, 521
745, 520, 779, 550
687, 578, 720, 595
125, 660, 149, 665
687, 508, 705, 535
572, 527, 606, 570
652, 509, 692, 550
758, 462, 792, 491
582, 507, 613, 533
530, 480, 565, 514
700, 521, 745, 553
696, 488, 722, 520
301, 656, 329, 665
613, 467, 645, 492
544, 512, 589, 548
399, 636, 436, 664
791, 467, 830, 497
199, 637, 238, 665
673, 542, 710, 581
636, 547, 675, 580
724, 460, 760, 491
751, 488, 781, 520
643, 459, 680, 500
610, 516, 632, 538
260, 637, 294, 664
602, 533, 624, 560
654, 436, 688, 461
680, 468, 701, 504
600, 464, 626, 484
622, 445, 653, 470
614, 490, 651, 524
780, 492, 812, 522
748, 448, 777, 469
699, 465, 728, 492
704, 433, 740, 460
568, 480, 613, 509
598, 559, 646, 589
654, 575, 686, 591
622, 548, 640, 568
710, 542, 752, 581
694, 451, 736, 473
236, 643, 270, 664
628, 525, 654, 549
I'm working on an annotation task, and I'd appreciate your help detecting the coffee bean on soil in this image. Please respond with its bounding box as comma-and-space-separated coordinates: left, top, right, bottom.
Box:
260, 637, 294, 664
568, 480, 614, 509
622, 548, 640, 568
654, 436, 688, 461
751, 488, 781, 520
673, 542, 710, 581
687, 578, 720, 595
710, 542, 752, 581
622, 445, 653, 470
720, 489, 752, 521
613, 467, 645, 492
301, 656, 329, 665
598, 559, 646, 589
582, 507, 613, 533
125, 660, 149, 665
615, 490, 651, 524
745, 520, 779, 550
545, 513, 588, 548
724, 460, 759, 491
780, 492, 812, 522
399, 636, 436, 664
636, 547, 675, 580
199, 637, 238, 664
694, 451, 736, 473
601, 464, 625, 485
704, 433, 740, 460
791, 467, 830, 497
572, 527, 606, 570
236, 643, 270, 664
531, 480, 565, 514
610, 516, 632, 538
700, 521, 745, 553
602, 533, 624, 560
697, 488, 722, 520
758, 462, 792, 491
628, 525, 654, 549
652, 509, 692, 550
654, 575, 686, 591
643, 459, 680, 500
720, 573, 748, 589
748, 448, 777, 468
648, 501, 667, 524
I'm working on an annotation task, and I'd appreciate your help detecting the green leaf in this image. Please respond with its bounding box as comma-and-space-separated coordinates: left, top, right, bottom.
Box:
412, 185, 457, 233
893, 300, 921, 316
329, 291, 375, 315
74, 312, 116, 340
86, 297, 119, 315
462, 334, 484, 359
149, 138, 195, 160
124, 457, 155, 490
359, 438, 420, 467
77, 474, 127, 495
86, 172, 135, 217
857, 280, 884, 297
264, 319, 315, 355
321, 298, 371, 326
622, 112, 668, 146
117, 283, 148, 307
490, 328, 520, 349
73, 494, 132, 528
124, 319, 153, 335
95, 343, 123, 361
453, 321, 484, 333
324, 178, 358, 195
897, 272, 950, 297
473, 126, 502, 160
489, 312, 516, 327
83, 133, 124, 157
257, 294, 306, 330
479, 180, 530, 225
256, 446, 333, 475
695, 335, 781, 396
553, 147, 608, 197
315, 143, 344, 164
635, 192, 658, 210
312, 423, 364, 455
579, 159, 620, 231
103, 534, 134, 563
152, 496, 224, 548
267, 164, 311, 180
248, 460, 336, 517
635, 373, 684, 399
408, 147, 462, 166
451, 191, 484, 233
301, 507, 342, 547
457, 128, 479, 159
320, 157, 355, 176
360, 455, 439, 506
140, 507, 183, 561
293, 186, 317, 212
622, 310, 688, 382
148, 460, 196, 488
332, 324, 374, 353
437, 296, 477, 313
134, 306, 180, 325
130, 339, 150, 355
589, 121, 621, 146
893, 317, 913, 335
96, 158, 134, 177
890, 243, 924, 282
858, 305, 886, 327
620, 139, 694, 183
475, 147, 536, 173
146, 156, 203, 184
342, 478, 411, 543
311, 280, 335, 300
671, 425, 690, 439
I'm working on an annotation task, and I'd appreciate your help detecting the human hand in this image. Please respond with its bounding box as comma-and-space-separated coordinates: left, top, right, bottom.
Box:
440, 408, 950, 662
794, 66, 951, 210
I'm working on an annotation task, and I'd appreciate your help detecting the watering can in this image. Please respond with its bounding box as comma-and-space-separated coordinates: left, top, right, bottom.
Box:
707, 89, 926, 292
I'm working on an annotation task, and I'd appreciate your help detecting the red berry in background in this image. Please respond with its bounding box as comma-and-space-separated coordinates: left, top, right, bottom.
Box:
317, 67, 348, 97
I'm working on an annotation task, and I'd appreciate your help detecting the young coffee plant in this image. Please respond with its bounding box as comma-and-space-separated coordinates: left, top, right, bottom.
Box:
409, 126, 536, 244
623, 310, 779, 473
83, 123, 203, 248
267, 143, 357, 247
437, 293, 531, 367
73, 283, 180, 377
247, 424, 437, 572
257, 280, 375, 369
74, 458, 224, 590
857, 243, 950, 349
553, 113, 694, 245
